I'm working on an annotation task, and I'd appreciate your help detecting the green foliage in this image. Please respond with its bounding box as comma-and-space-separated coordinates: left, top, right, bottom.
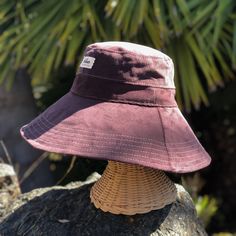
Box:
0, 0, 236, 110
213, 233, 236, 236
181, 173, 218, 228
194, 195, 218, 227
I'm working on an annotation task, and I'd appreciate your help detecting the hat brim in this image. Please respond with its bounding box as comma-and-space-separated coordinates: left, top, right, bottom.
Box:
20, 92, 211, 173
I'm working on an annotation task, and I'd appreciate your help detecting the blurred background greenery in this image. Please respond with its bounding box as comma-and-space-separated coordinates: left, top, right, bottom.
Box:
0, 0, 236, 235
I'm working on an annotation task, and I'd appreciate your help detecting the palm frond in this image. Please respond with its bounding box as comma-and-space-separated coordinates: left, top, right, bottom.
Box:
0, 0, 236, 111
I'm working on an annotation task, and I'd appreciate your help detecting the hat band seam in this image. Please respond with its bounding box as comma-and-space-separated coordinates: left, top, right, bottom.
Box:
70, 91, 177, 108
76, 72, 175, 89
71, 75, 177, 107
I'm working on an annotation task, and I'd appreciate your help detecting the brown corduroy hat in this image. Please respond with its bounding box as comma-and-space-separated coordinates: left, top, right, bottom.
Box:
20, 41, 211, 173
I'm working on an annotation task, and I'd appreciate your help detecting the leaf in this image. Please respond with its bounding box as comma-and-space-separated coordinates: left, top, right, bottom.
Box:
166, 0, 183, 35
176, 0, 191, 25
143, 15, 162, 48
152, 0, 169, 41
232, 21, 236, 68
212, 0, 232, 46
0, 0, 235, 111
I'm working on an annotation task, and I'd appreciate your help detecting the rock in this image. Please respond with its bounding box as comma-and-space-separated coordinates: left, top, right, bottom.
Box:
0, 164, 21, 218
0, 173, 207, 236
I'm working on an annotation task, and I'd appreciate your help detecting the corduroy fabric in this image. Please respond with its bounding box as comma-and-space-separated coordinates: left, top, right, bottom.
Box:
20, 42, 211, 173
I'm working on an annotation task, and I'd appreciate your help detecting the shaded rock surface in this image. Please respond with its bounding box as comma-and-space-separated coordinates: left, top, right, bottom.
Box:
0, 173, 207, 236
0, 69, 54, 191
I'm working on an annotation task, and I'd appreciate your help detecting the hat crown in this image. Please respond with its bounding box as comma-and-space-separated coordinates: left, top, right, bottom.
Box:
20, 41, 211, 173
78, 42, 175, 88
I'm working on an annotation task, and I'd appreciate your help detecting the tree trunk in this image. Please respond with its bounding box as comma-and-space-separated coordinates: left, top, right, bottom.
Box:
0, 69, 54, 192
0, 173, 207, 236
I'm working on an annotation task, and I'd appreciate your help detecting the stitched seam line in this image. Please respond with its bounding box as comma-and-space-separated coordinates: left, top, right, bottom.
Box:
31, 116, 203, 155
157, 108, 171, 165
25, 120, 208, 166
70, 91, 177, 108
39, 103, 194, 145
76, 72, 176, 89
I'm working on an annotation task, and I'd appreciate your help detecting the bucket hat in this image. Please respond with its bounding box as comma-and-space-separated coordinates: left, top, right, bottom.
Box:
20, 41, 211, 173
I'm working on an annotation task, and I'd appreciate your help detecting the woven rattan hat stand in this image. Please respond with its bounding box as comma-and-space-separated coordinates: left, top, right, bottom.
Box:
90, 161, 177, 215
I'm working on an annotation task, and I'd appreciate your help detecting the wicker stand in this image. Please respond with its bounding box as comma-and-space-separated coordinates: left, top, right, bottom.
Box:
90, 161, 177, 215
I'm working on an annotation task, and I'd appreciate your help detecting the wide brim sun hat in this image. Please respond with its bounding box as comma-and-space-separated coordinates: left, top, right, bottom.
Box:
20, 41, 211, 173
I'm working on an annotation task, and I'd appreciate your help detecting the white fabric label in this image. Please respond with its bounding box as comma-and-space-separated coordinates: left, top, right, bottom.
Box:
80, 56, 95, 69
